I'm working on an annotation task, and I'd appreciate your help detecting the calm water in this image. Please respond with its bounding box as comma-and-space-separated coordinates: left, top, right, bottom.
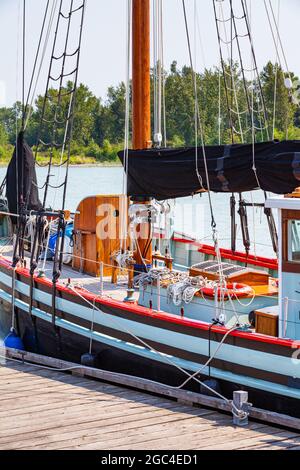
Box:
0, 165, 276, 257
0, 165, 276, 342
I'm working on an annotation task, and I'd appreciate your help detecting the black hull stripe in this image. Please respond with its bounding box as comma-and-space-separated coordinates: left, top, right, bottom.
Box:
0, 280, 291, 389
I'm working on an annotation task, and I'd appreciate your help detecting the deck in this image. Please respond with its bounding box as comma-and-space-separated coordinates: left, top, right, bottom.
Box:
1, 244, 133, 302
1, 360, 300, 450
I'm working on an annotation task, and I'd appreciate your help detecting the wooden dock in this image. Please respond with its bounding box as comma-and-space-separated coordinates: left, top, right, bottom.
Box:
1, 359, 300, 450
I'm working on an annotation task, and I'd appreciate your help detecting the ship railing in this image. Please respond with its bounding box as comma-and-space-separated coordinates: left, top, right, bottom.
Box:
57, 252, 278, 323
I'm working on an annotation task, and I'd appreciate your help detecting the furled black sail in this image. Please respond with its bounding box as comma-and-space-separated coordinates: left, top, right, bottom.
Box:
6, 132, 42, 223
119, 141, 300, 200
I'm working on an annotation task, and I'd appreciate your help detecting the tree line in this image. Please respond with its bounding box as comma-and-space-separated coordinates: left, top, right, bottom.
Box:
0, 60, 299, 163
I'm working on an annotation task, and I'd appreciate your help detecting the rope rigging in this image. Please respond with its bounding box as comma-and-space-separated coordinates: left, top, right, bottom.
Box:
213, 0, 270, 144
212, 0, 278, 257
6, 0, 87, 335
33, 0, 85, 210
23, 0, 57, 130
153, 0, 164, 148
182, 0, 227, 296
35, 0, 87, 329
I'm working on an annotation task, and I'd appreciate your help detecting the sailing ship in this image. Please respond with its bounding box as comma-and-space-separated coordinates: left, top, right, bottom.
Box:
1, 0, 300, 418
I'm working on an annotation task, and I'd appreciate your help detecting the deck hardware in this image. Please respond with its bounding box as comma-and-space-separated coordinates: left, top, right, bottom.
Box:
232, 391, 252, 427
124, 288, 135, 303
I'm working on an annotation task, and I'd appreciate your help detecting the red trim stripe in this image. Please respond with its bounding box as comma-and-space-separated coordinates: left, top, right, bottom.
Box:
0, 257, 298, 351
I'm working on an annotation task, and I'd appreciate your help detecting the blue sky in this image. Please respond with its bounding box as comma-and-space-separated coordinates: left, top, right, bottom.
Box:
0, 0, 300, 107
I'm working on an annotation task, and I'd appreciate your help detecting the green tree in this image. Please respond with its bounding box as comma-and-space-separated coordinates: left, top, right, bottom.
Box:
0, 122, 8, 145
1, 60, 299, 165
260, 61, 297, 136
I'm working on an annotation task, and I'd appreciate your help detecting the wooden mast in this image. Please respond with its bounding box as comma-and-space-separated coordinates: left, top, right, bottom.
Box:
132, 0, 151, 149
132, 0, 152, 269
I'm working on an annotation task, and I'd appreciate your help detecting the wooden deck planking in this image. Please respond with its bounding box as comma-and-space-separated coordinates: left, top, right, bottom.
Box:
0, 361, 300, 450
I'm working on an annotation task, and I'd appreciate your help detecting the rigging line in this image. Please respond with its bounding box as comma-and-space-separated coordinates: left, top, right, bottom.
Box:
122, 0, 131, 195
153, 0, 157, 145
67, 282, 232, 402
229, 0, 251, 141
213, 1, 233, 141
241, 0, 270, 140
59, 3, 84, 18
182, 0, 209, 199
53, 47, 80, 60
248, 0, 262, 205
213, 0, 241, 142
219, 33, 249, 45
153, 0, 163, 147
241, 0, 265, 140
54, 0, 87, 212
34, 0, 63, 160
176, 326, 238, 389
224, 0, 243, 142
263, 0, 284, 74
218, 56, 221, 145
121, 0, 131, 252
264, 0, 291, 139
182, 0, 203, 188
49, 67, 77, 82
195, 3, 206, 70
15, 0, 22, 218
60, 1, 87, 211
24, 0, 50, 118
157, 0, 163, 146
37, 139, 62, 148
215, 13, 246, 23
41, 113, 73, 125
21, 0, 26, 131
160, 0, 167, 147
228, 107, 248, 116
193, 0, 198, 191
183, 0, 225, 289
272, 0, 281, 141
24, 0, 59, 131
43, 0, 75, 208
267, 0, 291, 81
229, 1, 236, 141
263, 0, 281, 137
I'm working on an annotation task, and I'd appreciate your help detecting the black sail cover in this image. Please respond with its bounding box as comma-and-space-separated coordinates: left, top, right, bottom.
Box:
6, 132, 42, 222
119, 141, 300, 200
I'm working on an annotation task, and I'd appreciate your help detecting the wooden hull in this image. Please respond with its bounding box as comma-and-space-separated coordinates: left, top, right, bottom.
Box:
0, 257, 299, 418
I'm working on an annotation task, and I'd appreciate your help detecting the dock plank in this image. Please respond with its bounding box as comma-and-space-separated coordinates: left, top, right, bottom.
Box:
0, 362, 299, 450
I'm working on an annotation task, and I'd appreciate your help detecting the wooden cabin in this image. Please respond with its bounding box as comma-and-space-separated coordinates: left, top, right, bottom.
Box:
266, 194, 300, 339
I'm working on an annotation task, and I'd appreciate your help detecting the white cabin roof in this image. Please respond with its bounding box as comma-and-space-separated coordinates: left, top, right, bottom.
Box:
265, 196, 300, 211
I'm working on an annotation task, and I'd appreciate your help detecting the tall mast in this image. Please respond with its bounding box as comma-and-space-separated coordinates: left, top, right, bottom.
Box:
132, 0, 151, 149
131, 0, 152, 269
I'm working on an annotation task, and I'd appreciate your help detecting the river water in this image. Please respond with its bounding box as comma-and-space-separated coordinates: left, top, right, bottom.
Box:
0, 165, 276, 342
0, 165, 276, 256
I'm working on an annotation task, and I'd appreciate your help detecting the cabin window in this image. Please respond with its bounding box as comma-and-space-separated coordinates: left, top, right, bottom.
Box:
288, 220, 300, 263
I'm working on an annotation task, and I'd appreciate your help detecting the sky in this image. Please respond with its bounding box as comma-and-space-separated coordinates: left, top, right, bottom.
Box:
0, 0, 300, 107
